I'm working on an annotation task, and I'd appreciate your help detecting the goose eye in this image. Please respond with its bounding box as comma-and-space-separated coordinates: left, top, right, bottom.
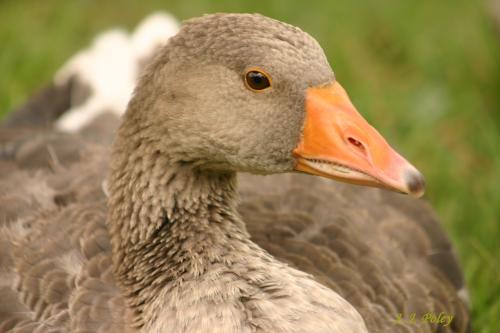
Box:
244, 70, 271, 91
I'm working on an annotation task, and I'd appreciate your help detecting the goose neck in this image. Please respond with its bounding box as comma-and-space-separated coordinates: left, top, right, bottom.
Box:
108, 143, 249, 327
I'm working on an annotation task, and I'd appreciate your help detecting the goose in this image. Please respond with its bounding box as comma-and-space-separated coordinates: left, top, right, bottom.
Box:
0, 13, 470, 333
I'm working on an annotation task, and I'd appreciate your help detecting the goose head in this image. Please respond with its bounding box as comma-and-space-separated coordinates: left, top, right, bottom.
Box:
123, 13, 425, 197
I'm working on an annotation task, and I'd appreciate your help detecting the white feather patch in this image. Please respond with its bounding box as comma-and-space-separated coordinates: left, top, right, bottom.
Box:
55, 12, 179, 133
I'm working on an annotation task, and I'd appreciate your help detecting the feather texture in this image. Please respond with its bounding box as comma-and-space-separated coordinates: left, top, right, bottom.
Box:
0, 123, 470, 332
0, 12, 470, 333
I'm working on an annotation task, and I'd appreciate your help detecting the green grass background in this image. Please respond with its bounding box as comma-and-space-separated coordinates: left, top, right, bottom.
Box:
0, 0, 498, 331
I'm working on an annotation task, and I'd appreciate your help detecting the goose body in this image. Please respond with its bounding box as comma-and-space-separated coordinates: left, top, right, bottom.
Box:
0, 13, 469, 333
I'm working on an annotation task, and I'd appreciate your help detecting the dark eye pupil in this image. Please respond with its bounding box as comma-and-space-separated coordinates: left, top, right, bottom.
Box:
246, 71, 270, 90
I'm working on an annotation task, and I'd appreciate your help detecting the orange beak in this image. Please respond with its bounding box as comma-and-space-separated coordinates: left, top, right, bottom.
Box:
293, 82, 425, 198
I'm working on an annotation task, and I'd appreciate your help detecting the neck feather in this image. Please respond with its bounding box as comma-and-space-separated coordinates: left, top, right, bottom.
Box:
107, 130, 250, 327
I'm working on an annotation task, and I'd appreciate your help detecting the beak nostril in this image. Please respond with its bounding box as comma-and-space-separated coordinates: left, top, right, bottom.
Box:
347, 137, 366, 153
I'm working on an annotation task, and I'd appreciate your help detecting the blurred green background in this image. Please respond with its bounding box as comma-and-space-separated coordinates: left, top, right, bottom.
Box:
0, 0, 499, 331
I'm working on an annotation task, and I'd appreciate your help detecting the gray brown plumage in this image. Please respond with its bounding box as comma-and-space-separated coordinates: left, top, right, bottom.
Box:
1, 79, 76, 129
0, 13, 469, 333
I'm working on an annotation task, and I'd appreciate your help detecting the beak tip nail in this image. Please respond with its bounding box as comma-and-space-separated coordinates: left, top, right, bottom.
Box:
404, 169, 426, 198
